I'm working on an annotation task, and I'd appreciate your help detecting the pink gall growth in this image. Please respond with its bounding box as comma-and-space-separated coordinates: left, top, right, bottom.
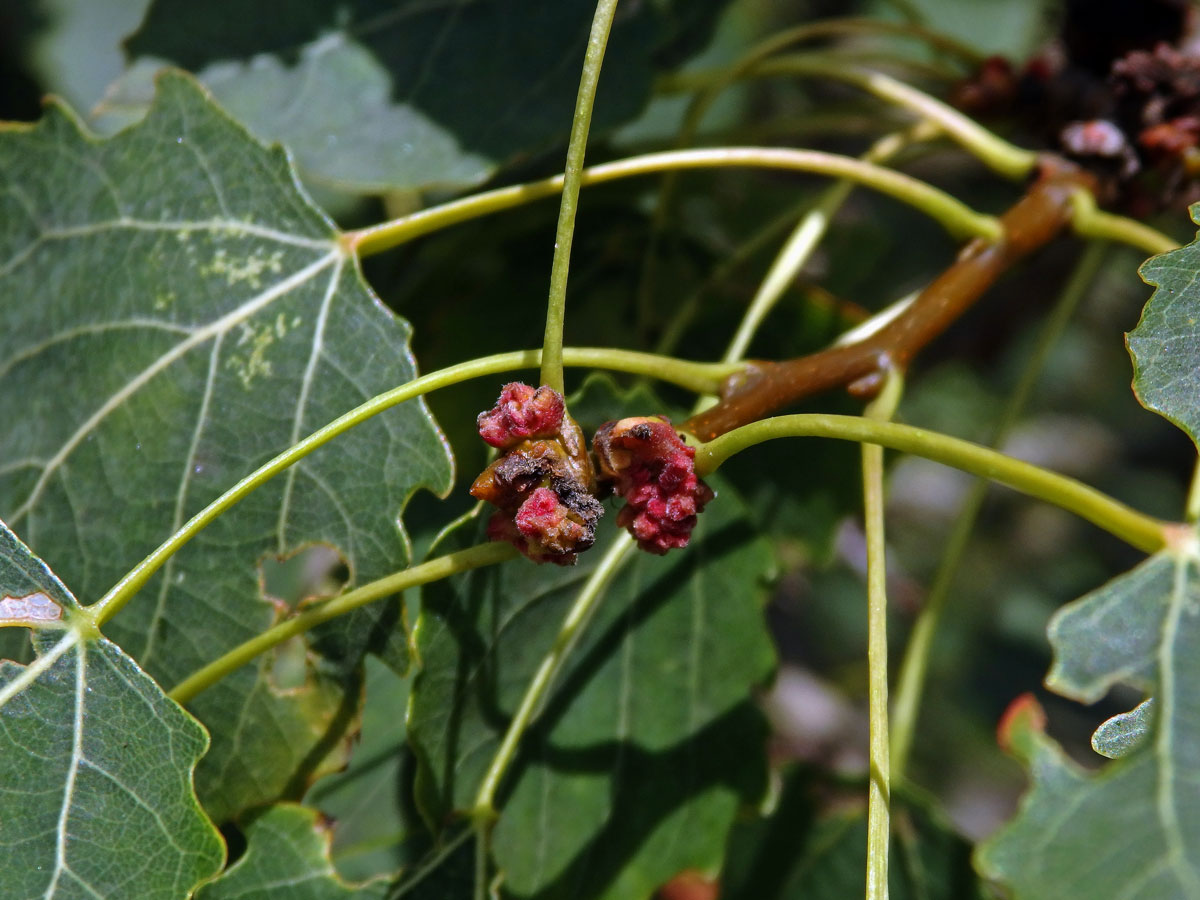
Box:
476, 465, 601, 565
471, 387, 601, 565
593, 417, 715, 555
483, 487, 591, 564
477, 382, 565, 448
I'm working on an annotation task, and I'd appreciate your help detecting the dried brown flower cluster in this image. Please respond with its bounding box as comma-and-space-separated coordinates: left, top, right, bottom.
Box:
470, 383, 601, 565
471, 385, 714, 563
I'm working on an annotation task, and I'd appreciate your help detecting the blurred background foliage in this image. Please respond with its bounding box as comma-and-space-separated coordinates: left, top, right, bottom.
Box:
2, 0, 1195, 893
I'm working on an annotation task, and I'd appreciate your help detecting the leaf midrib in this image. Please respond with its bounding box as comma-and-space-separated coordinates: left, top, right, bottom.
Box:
9, 249, 341, 543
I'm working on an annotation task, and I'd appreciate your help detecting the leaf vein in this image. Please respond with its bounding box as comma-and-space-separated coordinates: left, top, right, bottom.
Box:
276, 257, 343, 552
0, 631, 79, 711
43, 639, 84, 900
10, 251, 339, 527
0, 218, 332, 280
0, 319, 197, 383
140, 334, 225, 669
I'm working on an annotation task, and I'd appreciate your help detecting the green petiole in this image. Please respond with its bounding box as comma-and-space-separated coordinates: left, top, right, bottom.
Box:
696, 414, 1173, 554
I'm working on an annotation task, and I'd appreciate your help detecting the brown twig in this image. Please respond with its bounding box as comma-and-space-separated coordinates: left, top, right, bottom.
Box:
685, 157, 1095, 441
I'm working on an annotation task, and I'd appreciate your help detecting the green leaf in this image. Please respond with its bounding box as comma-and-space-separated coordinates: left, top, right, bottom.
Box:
17, 0, 152, 115
977, 548, 1200, 898
95, 40, 494, 197
306, 656, 428, 883
197, 804, 387, 899
1045, 554, 1177, 704
1130, 212, 1200, 449
0, 517, 224, 898
116, 0, 730, 196
409, 482, 777, 899
1092, 698, 1153, 759
722, 769, 984, 900
0, 72, 453, 821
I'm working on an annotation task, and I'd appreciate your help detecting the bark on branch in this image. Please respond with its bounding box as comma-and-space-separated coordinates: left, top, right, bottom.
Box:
685, 158, 1095, 441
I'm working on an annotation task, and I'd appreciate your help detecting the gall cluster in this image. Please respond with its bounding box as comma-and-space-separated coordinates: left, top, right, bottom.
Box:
470, 383, 713, 564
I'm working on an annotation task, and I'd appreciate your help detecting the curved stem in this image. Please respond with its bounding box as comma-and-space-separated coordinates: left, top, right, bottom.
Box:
472, 533, 636, 821
686, 166, 1085, 440
641, 16, 968, 324
673, 55, 1037, 180
168, 543, 515, 705
541, 0, 621, 393
695, 415, 1172, 554
88, 347, 736, 626
862, 371, 903, 900
348, 147, 1001, 258
1187, 460, 1200, 523
890, 242, 1105, 778
658, 17, 983, 124
1068, 188, 1180, 256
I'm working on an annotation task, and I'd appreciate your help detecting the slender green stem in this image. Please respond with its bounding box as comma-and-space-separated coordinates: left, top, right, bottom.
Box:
472, 533, 636, 820
645, 19, 967, 321
657, 18, 982, 123
695, 415, 1172, 553
88, 347, 735, 627
168, 543, 515, 705
722, 125, 936, 364
862, 370, 903, 900
541, 0, 621, 393
890, 242, 1105, 778
1187, 460, 1200, 523
1069, 189, 1180, 256
348, 147, 1001, 258
669, 55, 1036, 180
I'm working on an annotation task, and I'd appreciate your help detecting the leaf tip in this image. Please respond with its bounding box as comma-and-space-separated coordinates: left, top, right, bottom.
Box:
996, 692, 1047, 762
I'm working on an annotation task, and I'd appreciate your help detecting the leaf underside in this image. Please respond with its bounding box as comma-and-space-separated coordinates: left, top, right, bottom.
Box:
0, 517, 224, 899
975, 213, 1200, 899
0, 71, 453, 822
978, 551, 1200, 898
1130, 206, 1200, 450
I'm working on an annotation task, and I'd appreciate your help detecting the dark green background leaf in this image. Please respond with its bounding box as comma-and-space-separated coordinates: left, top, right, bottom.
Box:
409, 477, 777, 899
722, 769, 984, 900
0, 72, 452, 822
306, 656, 427, 883
115, 0, 730, 196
